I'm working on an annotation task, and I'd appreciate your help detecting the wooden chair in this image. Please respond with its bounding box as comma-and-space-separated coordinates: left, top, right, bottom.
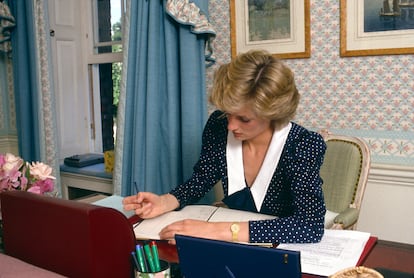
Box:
319, 130, 371, 230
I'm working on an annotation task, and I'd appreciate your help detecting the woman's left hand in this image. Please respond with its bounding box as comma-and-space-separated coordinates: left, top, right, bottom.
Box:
159, 219, 228, 244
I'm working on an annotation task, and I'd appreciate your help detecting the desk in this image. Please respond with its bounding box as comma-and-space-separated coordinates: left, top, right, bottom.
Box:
60, 164, 113, 199
362, 240, 414, 275
150, 239, 414, 278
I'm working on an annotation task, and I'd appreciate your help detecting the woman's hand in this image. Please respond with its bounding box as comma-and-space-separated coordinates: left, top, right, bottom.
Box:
122, 192, 179, 219
159, 220, 247, 244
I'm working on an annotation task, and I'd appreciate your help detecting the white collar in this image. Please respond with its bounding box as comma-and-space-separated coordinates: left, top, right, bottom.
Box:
226, 123, 292, 211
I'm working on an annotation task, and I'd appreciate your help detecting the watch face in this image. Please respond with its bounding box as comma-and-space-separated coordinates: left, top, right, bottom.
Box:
231, 223, 240, 232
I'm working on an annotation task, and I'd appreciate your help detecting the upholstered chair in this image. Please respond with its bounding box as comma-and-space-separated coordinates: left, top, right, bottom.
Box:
319, 130, 371, 230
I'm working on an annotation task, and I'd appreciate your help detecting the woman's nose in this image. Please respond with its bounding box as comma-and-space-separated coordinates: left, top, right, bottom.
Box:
227, 115, 238, 131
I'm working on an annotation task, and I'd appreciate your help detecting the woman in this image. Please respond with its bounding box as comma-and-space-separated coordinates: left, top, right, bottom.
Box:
123, 50, 326, 244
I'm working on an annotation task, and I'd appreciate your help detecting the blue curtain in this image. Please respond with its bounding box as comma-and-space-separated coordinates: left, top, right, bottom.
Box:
9, 0, 40, 162
119, 0, 215, 201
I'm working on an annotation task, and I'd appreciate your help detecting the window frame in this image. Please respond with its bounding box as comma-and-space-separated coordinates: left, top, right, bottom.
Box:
83, 0, 125, 152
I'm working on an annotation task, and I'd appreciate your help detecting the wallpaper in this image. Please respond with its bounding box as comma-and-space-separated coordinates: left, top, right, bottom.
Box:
207, 0, 414, 166
0, 54, 15, 136
1, 1, 413, 166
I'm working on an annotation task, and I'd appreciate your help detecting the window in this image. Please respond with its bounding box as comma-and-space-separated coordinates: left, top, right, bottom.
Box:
88, 0, 125, 152
92, 0, 124, 54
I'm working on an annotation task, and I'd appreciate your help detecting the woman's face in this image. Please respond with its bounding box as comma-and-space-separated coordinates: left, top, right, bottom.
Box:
225, 106, 272, 141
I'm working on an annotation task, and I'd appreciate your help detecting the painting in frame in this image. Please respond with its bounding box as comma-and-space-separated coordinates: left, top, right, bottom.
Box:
230, 0, 310, 59
340, 0, 414, 57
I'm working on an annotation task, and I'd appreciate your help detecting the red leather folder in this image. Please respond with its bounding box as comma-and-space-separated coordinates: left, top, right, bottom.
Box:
358, 236, 378, 266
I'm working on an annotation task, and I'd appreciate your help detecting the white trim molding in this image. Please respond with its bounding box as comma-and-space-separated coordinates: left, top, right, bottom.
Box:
369, 163, 414, 188
359, 163, 414, 245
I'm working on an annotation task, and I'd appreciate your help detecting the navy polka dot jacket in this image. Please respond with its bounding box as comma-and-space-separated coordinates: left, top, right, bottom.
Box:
170, 110, 327, 244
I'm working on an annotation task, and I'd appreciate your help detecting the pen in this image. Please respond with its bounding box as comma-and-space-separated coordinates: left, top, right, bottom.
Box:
134, 182, 140, 194
135, 244, 147, 272
131, 251, 140, 271
150, 241, 161, 272
143, 242, 156, 272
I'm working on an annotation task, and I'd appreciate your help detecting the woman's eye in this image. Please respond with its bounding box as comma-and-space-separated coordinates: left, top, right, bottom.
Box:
239, 117, 250, 123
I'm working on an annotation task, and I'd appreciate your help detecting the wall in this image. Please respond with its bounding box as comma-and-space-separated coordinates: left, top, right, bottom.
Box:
0, 53, 17, 154
208, 0, 414, 244
359, 164, 414, 244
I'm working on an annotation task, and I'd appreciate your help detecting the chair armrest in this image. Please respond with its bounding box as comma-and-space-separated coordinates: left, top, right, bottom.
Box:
334, 207, 359, 229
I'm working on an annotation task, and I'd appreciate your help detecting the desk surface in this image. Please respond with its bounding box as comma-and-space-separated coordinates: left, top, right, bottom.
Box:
150, 238, 414, 278
362, 240, 414, 274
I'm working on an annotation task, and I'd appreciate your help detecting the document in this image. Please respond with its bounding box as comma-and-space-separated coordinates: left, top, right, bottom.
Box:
133, 205, 276, 240
92, 195, 136, 218
278, 229, 371, 277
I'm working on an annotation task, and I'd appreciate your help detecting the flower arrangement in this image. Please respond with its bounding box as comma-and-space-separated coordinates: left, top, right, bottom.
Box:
0, 153, 55, 194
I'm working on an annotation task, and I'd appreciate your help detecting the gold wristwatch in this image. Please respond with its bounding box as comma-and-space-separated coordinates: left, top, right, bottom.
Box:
230, 223, 240, 242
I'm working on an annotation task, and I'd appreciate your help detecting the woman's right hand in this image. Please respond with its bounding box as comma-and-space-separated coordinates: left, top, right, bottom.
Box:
122, 192, 179, 219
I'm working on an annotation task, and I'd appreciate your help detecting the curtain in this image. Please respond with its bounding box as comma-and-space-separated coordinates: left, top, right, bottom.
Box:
114, 0, 215, 202
9, 0, 61, 195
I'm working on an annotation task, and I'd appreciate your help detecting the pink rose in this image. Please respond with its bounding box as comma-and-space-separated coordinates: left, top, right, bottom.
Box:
29, 162, 56, 181
30, 179, 54, 193
2, 153, 24, 173
27, 185, 42, 194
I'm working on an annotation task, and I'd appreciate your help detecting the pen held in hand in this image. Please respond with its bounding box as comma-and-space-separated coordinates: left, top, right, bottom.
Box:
134, 182, 140, 194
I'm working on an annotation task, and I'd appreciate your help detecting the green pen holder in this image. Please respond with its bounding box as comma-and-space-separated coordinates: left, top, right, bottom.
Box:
136, 260, 170, 278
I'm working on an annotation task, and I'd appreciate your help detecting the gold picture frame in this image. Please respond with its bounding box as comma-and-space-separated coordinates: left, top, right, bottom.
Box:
340, 0, 414, 57
230, 0, 310, 59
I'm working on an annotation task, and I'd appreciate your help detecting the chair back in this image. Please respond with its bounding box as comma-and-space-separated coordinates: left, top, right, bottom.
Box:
319, 130, 371, 229
0, 191, 136, 278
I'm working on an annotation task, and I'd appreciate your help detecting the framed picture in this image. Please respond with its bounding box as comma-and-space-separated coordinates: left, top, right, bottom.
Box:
230, 0, 310, 59
340, 0, 414, 57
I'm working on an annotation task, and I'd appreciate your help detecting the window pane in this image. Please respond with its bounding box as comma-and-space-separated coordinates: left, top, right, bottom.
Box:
94, 62, 121, 151
94, 0, 123, 54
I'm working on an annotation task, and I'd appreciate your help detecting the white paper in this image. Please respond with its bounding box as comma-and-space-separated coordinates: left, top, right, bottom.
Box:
133, 205, 275, 240
278, 229, 371, 277
208, 207, 275, 222
133, 205, 217, 239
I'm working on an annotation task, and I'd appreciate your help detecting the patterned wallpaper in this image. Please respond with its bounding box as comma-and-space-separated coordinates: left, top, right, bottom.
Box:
0, 54, 16, 136
207, 0, 414, 166
1, 1, 413, 165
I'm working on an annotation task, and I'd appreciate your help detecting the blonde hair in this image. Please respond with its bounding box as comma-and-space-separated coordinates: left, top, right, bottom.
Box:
209, 50, 300, 129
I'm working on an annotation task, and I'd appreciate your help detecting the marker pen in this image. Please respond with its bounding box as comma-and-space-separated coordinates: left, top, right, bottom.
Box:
135, 244, 147, 272
143, 243, 156, 272
150, 241, 161, 272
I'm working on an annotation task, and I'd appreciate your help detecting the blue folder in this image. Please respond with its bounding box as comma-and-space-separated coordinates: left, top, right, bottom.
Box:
175, 234, 301, 278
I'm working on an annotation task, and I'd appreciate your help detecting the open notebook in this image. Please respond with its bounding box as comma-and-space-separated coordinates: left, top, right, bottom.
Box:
175, 234, 301, 278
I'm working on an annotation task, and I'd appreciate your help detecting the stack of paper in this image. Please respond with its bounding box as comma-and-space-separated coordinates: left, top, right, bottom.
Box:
278, 229, 371, 277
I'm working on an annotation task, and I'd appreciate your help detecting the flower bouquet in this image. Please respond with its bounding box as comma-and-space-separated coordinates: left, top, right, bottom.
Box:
0, 153, 56, 251
0, 153, 55, 194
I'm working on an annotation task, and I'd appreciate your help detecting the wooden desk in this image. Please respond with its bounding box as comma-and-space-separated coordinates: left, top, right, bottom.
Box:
151, 239, 414, 278
362, 240, 414, 275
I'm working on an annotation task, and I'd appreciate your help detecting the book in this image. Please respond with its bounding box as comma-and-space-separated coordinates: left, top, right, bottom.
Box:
277, 229, 372, 277
133, 205, 276, 240
64, 153, 104, 168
